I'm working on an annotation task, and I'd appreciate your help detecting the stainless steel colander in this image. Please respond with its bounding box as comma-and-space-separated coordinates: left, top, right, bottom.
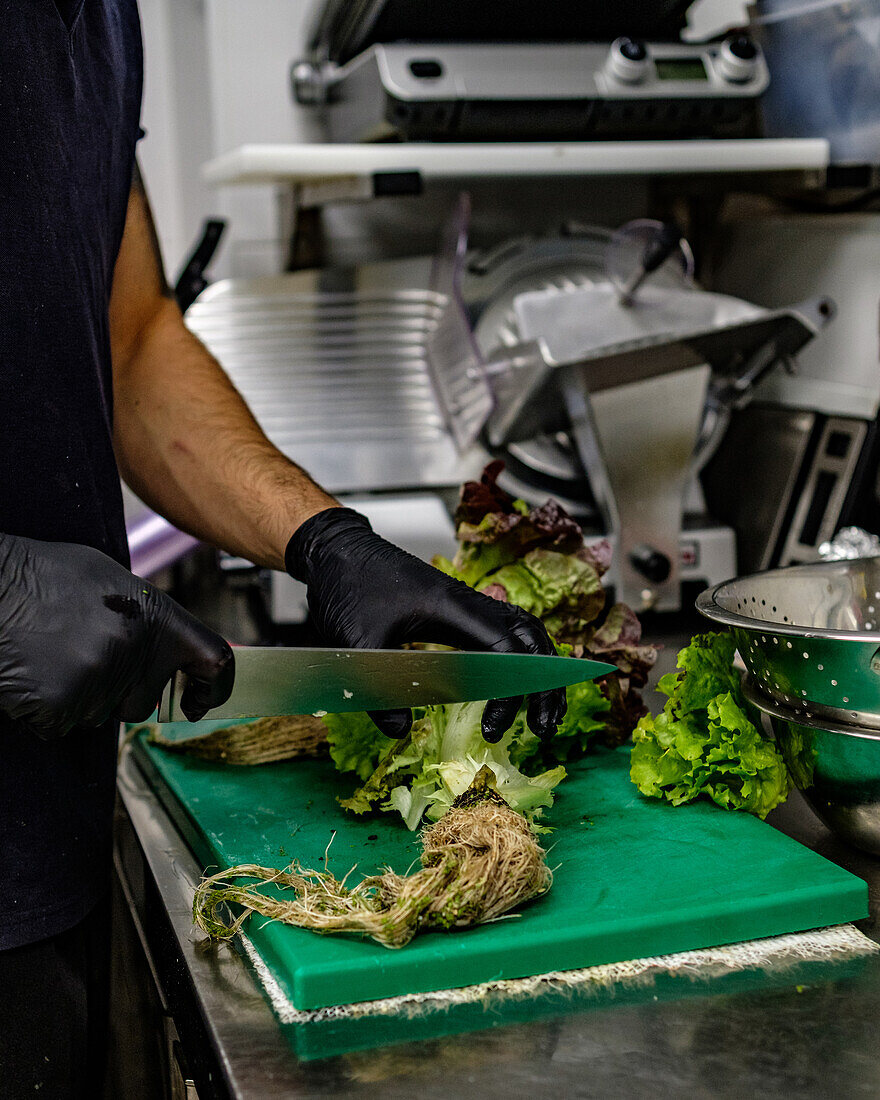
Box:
696, 558, 880, 729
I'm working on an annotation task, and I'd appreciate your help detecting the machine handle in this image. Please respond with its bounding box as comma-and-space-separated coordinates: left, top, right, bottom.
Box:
174, 219, 227, 313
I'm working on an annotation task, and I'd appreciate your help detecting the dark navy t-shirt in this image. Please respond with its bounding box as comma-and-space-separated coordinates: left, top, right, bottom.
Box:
0, 1, 143, 949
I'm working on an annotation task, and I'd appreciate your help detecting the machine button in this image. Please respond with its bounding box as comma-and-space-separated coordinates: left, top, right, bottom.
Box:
717, 35, 760, 82
410, 59, 444, 79
728, 34, 758, 60
606, 37, 651, 84
619, 38, 647, 62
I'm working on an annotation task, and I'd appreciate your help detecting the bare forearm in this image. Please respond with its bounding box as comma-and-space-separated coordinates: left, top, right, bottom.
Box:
113, 301, 337, 569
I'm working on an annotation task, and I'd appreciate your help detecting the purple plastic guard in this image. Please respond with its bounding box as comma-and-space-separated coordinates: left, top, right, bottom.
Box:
127, 509, 199, 579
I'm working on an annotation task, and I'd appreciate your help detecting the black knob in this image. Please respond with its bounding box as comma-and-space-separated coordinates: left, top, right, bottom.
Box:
641, 222, 682, 275
629, 544, 671, 584
726, 34, 757, 61
618, 37, 647, 62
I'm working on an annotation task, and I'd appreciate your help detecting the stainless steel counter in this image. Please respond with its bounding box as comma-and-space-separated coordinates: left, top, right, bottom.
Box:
116, 742, 880, 1099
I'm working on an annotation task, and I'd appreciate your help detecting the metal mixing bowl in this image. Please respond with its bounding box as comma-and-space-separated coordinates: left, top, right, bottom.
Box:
696, 558, 880, 730
743, 675, 880, 855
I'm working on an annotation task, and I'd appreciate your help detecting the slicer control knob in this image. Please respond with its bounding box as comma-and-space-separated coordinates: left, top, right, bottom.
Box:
607, 37, 650, 84
717, 35, 760, 83
291, 60, 327, 106
629, 544, 671, 584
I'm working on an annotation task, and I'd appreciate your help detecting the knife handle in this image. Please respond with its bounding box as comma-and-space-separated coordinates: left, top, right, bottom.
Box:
157, 670, 187, 723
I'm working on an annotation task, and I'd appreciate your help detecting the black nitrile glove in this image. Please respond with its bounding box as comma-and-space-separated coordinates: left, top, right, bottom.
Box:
285, 508, 566, 743
0, 534, 234, 738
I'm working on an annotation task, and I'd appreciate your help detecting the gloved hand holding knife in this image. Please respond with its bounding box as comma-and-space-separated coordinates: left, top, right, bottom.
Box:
0, 534, 234, 737
286, 507, 567, 743
0, 510, 565, 745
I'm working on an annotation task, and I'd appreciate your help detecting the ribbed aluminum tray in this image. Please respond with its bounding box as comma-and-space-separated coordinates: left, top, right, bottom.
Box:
185, 275, 488, 494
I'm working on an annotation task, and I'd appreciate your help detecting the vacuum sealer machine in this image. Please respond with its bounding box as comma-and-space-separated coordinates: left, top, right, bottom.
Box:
292, 0, 768, 142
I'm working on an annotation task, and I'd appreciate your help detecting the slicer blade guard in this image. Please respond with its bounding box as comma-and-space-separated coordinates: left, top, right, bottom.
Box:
424, 193, 494, 451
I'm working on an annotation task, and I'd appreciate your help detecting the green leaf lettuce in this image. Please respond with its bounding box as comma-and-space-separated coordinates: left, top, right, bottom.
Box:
630, 633, 791, 819
326, 702, 567, 831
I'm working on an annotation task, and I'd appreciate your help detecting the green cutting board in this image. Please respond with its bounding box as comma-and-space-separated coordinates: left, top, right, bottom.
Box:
134, 729, 867, 1013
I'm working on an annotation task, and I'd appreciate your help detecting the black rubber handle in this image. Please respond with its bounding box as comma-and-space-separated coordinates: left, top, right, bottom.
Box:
174, 219, 227, 313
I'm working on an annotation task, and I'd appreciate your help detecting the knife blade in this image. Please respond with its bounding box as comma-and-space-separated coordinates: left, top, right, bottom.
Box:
156, 646, 616, 723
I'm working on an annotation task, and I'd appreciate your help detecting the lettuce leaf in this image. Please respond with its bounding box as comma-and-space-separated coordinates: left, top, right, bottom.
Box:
327, 702, 568, 830
630, 633, 790, 819
477, 549, 606, 632
323, 711, 387, 782
661, 631, 741, 714
443, 462, 589, 588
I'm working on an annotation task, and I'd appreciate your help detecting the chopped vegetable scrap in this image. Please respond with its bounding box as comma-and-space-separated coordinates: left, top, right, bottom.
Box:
148, 714, 328, 765
630, 632, 791, 819
192, 768, 552, 948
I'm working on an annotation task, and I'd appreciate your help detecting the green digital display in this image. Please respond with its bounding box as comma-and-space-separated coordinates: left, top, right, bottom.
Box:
655, 57, 709, 82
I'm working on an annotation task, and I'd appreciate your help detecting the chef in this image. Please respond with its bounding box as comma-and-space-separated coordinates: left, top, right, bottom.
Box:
0, 4, 565, 1097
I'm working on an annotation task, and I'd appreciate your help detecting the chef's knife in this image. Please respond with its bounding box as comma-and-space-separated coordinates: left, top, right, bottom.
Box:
156, 646, 616, 723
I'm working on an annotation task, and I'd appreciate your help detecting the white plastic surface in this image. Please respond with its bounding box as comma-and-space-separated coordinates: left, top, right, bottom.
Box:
202, 139, 830, 188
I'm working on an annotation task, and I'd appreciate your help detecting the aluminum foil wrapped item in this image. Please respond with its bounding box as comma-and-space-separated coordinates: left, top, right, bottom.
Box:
818, 527, 880, 561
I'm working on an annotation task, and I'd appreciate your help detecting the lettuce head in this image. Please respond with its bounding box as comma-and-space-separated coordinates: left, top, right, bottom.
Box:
630, 633, 791, 819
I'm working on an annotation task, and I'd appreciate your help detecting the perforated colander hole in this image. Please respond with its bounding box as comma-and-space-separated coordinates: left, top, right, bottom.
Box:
801, 690, 807, 697
868, 622, 875, 630
802, 651, 809, 659
773, 638, 779, 645
843, 697, 850, 703
761, 635, 767, 643
786, 641, 793, 649
870, 606, 875, 613
772, 606, 777, 613
817, 664, 824, 671
852, 712, 858, 720
831, 679, 838, 686
784, 616, 790, 622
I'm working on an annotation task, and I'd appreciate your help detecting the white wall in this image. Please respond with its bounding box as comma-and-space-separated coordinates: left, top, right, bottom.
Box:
203, 0, 321, 276
138, 0, 215, 280
138, 0, 317, 280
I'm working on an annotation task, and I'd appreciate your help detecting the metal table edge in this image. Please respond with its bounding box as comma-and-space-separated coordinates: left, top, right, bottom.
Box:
116, 746, 303, 1099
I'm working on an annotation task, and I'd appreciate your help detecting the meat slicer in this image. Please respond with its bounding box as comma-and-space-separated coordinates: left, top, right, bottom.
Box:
430, 198, 834, 613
